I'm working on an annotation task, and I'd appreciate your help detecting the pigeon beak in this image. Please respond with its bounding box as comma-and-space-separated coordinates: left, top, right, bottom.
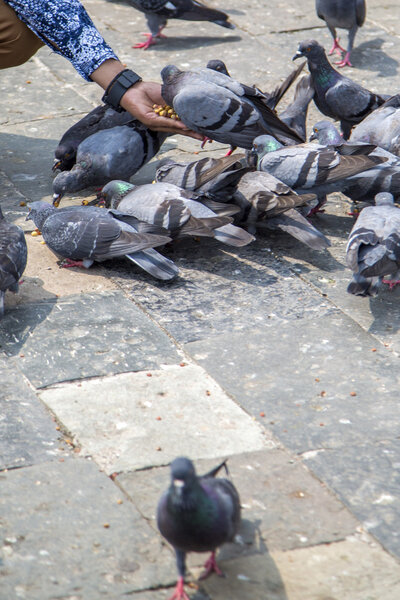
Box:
52, 159, 62, 172
173, 479, 185, 497
309, 131, 317, 141
25, 209, 32, 221
292, 50, 303, 61
52, 193, 62, 208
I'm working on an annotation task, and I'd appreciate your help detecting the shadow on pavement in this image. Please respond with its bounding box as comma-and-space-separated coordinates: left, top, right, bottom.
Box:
352, 38, 399, 77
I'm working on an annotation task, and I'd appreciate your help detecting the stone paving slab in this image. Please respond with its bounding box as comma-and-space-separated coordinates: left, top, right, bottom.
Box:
118, 450, 359, 555
0, 458, 177, 599
185, 312, 400, 454
0, 356, 64, 471
38, 365, 268, 474
305, 439, 400, 559
0, 291, 180, 388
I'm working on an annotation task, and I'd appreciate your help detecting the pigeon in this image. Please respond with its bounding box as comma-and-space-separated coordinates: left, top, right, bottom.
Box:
26, 201, 179, 280
279, 74, 315, 141
53, 105, 135, 172
231, 171, 330, 249
350, 93, 400, 156
0, 205, 27, 317
309, 120, 400, 204
128, 0, 235, 50
346, 193, 400, 295
293, 39, 385, 139
315, 0, 366, 67
52, 122, 167, 206
157, 456, 241, 600
250, 134, 386, 212
206, 59, 306, 112
155, 153, 250, 202
161, 65, 304, 150
98, 180, 255, 247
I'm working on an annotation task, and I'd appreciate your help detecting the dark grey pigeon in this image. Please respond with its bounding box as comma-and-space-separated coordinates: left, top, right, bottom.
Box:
99, 180, 255, 247
279, 74, 315, 141
157, 457, 241, 600
316, 0, 366, 67
346, 193, 400, 296
309, 120, 400, 204
206, 59, 306, 112
53, 105, 135, 172
293, 39, 385, 139
52, 122, 167, 206
26, 201, 179, 280
350, 94, 400, 156
161, 65, 304, 150
231, 171, 330, 250
250, 134, 386, 211
0, 205, 27, 317
128, 0, 235, 50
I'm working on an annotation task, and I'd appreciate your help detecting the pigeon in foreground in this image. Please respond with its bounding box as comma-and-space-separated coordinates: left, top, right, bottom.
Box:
206, 59, 306, 112
0, 205, 27, 317
52, 122, 167, 206
129, 0, 235, 50
315, 0, 366, 67
346, 193, 400, 296
279, 74, 315, 141
350, 94, 400, 156
309, 121, 400, 204
161, 65, 304, 150
293, 39, 385, 139
157, 457, 241, 600
26, 201, 178, 280
250, 134, 386, 212
232, 171, 330, 250
99, 180, 255, 247
53, 105, 134, 172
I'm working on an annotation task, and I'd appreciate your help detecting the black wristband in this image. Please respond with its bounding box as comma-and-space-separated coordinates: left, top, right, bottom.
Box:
102, 69, 142, 112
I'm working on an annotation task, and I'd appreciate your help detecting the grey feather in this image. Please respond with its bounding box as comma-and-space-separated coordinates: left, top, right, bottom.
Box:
350, 94, 400, 156
0, 205, 27, 317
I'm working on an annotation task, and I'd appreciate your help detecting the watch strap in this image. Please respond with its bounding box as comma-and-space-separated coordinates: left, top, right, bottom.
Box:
102, 69, 142, 112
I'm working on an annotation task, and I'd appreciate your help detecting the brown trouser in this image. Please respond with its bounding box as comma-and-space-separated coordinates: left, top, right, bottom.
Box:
0, 0, 44, 68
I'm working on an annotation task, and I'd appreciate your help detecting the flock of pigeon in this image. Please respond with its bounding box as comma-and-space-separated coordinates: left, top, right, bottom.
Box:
1, 1, 400, 597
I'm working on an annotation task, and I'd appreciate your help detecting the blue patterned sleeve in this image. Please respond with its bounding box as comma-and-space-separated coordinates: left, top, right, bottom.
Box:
4, 0, 119, 81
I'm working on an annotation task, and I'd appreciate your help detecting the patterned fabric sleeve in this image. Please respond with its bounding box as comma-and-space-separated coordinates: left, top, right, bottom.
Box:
4, 0, 119, 81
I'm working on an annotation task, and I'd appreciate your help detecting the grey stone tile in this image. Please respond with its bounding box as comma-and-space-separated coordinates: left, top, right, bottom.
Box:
0, 459, 176, 599
38, 365, 268, 474
0, 291, 180, 388
118, 450, 359, 557
0, 356, 63, 470
305, 440, 400, 559
184, 312, 400, 454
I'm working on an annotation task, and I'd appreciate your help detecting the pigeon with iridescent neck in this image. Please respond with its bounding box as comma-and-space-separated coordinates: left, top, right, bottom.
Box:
350, 94, 400, 156
128, 0, 235, 50
0, 205, 27, 317
293, 39, 385, 139
315, 0, 366, 68
157, 457, 241, 600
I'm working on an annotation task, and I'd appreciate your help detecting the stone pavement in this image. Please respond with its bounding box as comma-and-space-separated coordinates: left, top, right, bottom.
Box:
1, 0, 400, 598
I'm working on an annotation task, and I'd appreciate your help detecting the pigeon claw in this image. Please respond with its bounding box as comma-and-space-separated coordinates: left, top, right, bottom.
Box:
60, 259, 85, 269
200, 136, 213, 149
199, 551, 224, 580
168, 576, 190, 600
328, 38, 346, 56
382, 279, 400, 291
133, 33, 158, 50
334, 52, 353, 68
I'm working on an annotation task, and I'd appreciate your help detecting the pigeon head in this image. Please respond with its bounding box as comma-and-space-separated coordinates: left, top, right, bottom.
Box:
206, 59, 230, 77
375, 192, 394, 206
52, 161, 92, 206
53, 143, 76, 172
250, 135, 283, 167
293, 39, 325, 62
310, 121, 342, 145
168, 457, 199, 509
26, 201, 55, 230
160, 65, 182, 85
98, 180, 134, 209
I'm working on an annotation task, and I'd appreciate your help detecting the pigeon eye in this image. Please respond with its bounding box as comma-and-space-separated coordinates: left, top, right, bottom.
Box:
314, 128, 318, 132
306, 46, 311, 52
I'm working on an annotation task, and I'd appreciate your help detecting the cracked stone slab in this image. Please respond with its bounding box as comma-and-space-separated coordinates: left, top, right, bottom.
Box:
38, 364, 268, 474
200, 536, 400, 600
0, 459, 177, 599
118, 449, 359, 557
0, 355, 63, 470
304, 439, 400, 560
0, 291, 180, 388
184, 312, 400, 454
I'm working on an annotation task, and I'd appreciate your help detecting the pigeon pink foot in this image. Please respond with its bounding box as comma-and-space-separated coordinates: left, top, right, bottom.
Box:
60, 259, 86, 269
132, 33, 158, 50
167, 576, 190, 600
382, 279, 400, 290
200, 136, 213, 149
328, 38, 346, 56
199, 551, 224, 580
335, 52, 353, 68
